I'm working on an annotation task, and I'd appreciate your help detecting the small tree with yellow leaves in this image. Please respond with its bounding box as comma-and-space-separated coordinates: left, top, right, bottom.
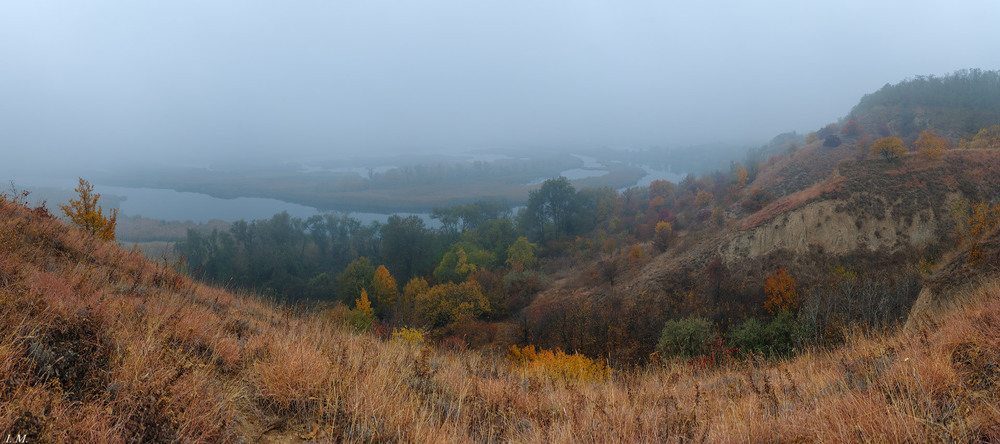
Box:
970, 125, 1000, 150
60, 178, 118, 241
370, 265, 398, 317
870, 137, 907, 162
505, 236, 538, 271
914, 129, 948, 159
346, 288, 375, 331
653, 221, 673, 252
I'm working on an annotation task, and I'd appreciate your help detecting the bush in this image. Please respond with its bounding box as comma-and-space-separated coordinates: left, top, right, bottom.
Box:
391, 326, 425, 348
508, 344, 610, 383
656, 317, 715, 358
728, 311, 807, 357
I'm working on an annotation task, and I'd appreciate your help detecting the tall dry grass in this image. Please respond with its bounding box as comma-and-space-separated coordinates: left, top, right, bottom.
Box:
2, 196, 999, 442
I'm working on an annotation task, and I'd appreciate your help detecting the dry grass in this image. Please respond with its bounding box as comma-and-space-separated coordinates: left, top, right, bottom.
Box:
2, 196, 1000, 442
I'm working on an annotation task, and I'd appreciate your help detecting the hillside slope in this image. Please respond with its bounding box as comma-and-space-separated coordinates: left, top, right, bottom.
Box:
3, 193, 1000, 441
518, 145, 1000, 363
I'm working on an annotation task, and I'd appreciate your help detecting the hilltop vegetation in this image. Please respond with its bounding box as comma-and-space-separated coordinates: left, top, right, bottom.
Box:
851, 69, 1000, 141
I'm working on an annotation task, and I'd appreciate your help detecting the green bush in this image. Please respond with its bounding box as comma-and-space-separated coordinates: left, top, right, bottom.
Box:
656, 317, 715, 358
728, 310, 807, 357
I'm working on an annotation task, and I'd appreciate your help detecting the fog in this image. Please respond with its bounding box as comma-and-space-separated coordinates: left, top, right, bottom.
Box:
2, 1, 999, 172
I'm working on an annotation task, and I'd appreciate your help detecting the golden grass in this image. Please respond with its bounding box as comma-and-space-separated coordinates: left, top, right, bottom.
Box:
2, 196, 1000, 442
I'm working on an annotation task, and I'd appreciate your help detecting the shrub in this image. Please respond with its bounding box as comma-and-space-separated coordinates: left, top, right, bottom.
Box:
657, 317, 715, 359
508, 344, 610, 383
391, 326, 425, 348
729, 311, 806, 357
915, 129, 948, 159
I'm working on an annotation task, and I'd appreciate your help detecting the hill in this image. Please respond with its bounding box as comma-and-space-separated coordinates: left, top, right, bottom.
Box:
850, 69, 1000, 142
516, 146, 1000, 361
3, 169, 1000, 441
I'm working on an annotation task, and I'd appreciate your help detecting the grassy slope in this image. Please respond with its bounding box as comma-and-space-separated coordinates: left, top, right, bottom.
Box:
3, 190, 1000, 442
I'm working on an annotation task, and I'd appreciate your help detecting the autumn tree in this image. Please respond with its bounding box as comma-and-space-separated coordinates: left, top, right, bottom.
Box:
764, 267, 799, 314
734, 163, 749, 188
370, 265, 398, 317
652, 221, 673, 252
914, 129, 948, 159
648, 179, 674, 198
346, 288, 375, 331
60, 178, 118, 241
870, 136, 907, 162
397, 277, 431, 325
970, 124, 1000, 150
505, 236, 537, 271
694, 190, 714, 208
415, 281, 490, 328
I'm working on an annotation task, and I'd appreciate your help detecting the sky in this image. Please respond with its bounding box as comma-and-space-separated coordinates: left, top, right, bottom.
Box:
2, 1, 999, 170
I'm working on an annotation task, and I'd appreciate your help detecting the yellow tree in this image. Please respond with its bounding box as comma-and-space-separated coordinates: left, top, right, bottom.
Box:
397, 277, 430, 325
505, 236, 538, 271
347, 288, 375, 331
653, 221, 673, 252
764, 268, 799, 314
415, 281, 489, 328
60, 178, 118, 241
870, 137, 907, 162
370, 265, 398, 317
970, 125, 1000, 150
914, 130, 948, 159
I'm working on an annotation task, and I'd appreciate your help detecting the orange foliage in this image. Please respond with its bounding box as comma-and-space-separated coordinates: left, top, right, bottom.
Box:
371, 264, 398, 314
694, 190, 714, 208
508, 344, 610, 383
840, 119, 862, 137
914, 130, 948, 159
968, 202, 1000, 237
764, 267, 799, 314
736, 165, 749, 187
970, 124, 1000, 150
648, 179, 673, 197
871, 137, 907, 162
653, 221, 672, 252
628, 244, 643, 262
